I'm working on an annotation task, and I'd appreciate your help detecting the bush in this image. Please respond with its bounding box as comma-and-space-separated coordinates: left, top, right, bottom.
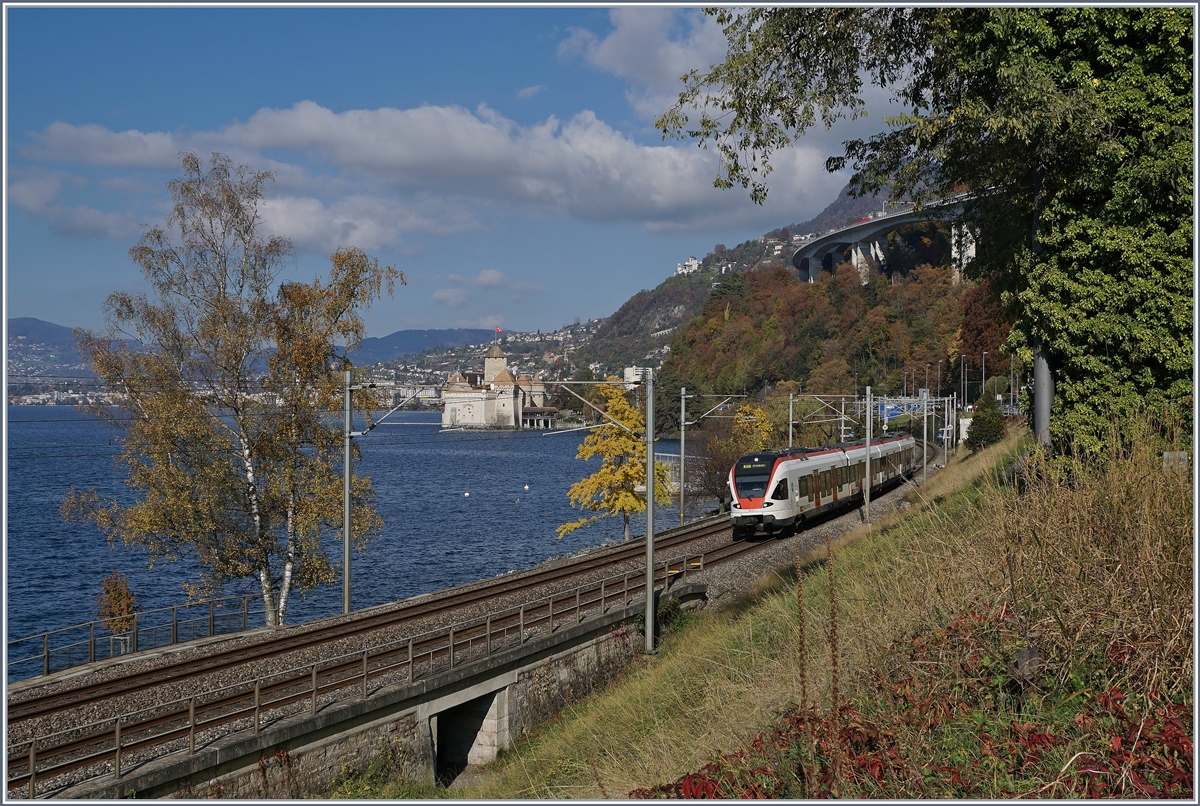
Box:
965, 396, 1005, 451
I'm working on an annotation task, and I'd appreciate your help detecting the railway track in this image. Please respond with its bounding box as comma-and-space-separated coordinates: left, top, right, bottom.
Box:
7, 515, 745, 797
7, 516, 729, 726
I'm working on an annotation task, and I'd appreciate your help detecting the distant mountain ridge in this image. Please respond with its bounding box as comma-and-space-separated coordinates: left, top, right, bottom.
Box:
7, 318, 500, 376
351, 328, 499, 364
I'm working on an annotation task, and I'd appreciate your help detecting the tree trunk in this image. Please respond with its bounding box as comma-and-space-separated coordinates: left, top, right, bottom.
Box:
624, 512, 630, 542
238, 433, 277, 627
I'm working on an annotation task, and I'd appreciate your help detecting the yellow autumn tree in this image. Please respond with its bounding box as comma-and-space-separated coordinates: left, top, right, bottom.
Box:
556, 381, 673, 542
729, 403, 774, 452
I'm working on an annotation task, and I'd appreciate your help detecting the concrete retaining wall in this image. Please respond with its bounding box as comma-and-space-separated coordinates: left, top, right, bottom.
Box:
57, 584, 704, 799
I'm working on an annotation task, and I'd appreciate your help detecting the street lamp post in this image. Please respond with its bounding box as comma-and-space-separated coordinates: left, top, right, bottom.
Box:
982, 351, 988, 404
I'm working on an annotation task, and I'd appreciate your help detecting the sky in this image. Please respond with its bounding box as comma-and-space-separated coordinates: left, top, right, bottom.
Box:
5, 5, 894, 338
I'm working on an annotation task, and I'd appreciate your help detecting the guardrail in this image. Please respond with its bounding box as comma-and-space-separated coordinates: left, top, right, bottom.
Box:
7, 596, 266, 682
7, 556, 705, 798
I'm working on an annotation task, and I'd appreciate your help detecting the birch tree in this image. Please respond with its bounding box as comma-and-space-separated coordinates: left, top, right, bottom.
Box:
63, 152, 401, 627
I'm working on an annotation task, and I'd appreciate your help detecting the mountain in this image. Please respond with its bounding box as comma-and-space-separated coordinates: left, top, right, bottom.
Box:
7, 317, 93, 377
577, 182, 897, 374
6, 318, 498, 378
351, 328, 499, 364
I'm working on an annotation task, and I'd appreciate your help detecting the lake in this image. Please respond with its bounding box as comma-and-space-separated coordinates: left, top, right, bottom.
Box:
5, 405, 697, 645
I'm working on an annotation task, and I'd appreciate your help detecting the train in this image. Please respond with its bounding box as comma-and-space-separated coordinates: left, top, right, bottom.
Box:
728, 433, 917, 539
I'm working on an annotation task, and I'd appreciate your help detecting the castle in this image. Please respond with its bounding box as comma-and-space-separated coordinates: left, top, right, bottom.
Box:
441, 345, 557, 429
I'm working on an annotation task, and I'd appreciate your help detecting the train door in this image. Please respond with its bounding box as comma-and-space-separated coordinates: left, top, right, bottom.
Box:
811, 470, 821, 507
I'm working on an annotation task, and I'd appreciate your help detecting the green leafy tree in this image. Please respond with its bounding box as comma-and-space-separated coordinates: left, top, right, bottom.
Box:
557, 382, 673, 542
965, 395, 1006, 452
62, 152, 402, 627
660, 8, 1192, 452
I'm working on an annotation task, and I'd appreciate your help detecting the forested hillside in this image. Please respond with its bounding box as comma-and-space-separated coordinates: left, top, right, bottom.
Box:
577, 183, 906, 375
657, 257, 1008, 403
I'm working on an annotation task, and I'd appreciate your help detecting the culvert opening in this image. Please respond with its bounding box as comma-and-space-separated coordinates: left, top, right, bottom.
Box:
434, 691, 499, 787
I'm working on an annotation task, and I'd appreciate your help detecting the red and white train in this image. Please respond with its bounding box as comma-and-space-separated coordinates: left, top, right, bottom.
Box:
728, 434, 917, 538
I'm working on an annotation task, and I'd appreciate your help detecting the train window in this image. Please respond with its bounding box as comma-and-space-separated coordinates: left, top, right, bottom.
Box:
734, 459, 771, 498
821, 470, 831, 495
771, 479, 789, 500
799, 476, 810, 498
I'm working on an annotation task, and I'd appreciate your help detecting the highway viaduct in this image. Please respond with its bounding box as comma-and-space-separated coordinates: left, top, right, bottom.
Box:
790, 194, 973, 283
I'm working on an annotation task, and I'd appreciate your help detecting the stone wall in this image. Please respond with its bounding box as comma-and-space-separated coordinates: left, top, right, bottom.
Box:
56, 585, 704, 799
509, 621, 639, 739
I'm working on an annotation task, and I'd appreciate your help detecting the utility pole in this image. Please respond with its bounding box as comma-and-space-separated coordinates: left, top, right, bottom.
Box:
922, 389, 928, 484
1034, 339, 1053, 446
644, 369, 656, 654
982, 351, 988, 405
679, 386, 687, 527
937, 360, 942, 399
343, 369, 353, 615
864, 386, 872, 523
788, 393, 794, 447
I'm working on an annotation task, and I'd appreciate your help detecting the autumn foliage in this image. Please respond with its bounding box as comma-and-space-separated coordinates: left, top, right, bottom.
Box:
557, 382, 673, 542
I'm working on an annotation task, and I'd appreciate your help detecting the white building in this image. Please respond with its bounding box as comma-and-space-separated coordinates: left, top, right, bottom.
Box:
675, 256, 702, 276
441, 345, 555, 429
623, 366, 651, 390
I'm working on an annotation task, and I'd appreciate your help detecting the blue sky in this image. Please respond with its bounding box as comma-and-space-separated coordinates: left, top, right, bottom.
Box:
5, 6, 891, 337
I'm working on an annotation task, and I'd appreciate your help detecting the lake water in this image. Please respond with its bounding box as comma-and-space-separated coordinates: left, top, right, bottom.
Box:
5, 406, 698, 644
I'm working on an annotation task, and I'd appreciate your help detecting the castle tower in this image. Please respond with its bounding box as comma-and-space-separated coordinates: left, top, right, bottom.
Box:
483, 344, 507, 384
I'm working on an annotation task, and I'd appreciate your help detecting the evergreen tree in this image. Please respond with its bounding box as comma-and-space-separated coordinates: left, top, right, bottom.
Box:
965, 395, 1006, 452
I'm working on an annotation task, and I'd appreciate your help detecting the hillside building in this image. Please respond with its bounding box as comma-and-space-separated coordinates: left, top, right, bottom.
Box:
441, 345, 557, 429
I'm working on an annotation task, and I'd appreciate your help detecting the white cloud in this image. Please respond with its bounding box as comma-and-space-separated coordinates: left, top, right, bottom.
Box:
474, 269, 507, 287
259, 194, 478, 254
19, 87, 854, 236
431, 288, 467, 307
9, 172, 142, 240
518, 85, 546, 99
23, 122, 181, 168
559, 8, 727, 121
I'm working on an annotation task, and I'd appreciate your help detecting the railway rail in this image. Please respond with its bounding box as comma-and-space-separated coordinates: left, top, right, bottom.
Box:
7, 516, 738, 797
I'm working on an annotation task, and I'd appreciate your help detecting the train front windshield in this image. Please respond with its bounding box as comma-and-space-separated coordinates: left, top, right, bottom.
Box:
734, 458, 771, 499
